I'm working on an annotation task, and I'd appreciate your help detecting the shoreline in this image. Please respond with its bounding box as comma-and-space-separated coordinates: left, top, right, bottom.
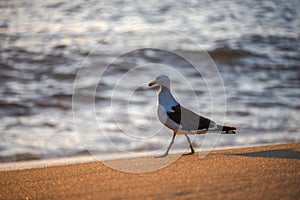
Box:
0, 142, 295, 172
1, 142, 299, 199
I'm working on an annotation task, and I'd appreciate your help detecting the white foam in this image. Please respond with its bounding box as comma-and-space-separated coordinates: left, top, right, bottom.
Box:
0, 151, 162, 171
0, 156, 96, 171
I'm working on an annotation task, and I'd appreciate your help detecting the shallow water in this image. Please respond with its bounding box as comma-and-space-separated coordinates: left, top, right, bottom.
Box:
0, 0, 299, 162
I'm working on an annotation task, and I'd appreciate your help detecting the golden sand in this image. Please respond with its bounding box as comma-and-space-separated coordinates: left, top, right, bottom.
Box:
1, 143, 299, 199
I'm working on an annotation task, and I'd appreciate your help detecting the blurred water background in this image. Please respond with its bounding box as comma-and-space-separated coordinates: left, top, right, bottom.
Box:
0, 0, 299, 162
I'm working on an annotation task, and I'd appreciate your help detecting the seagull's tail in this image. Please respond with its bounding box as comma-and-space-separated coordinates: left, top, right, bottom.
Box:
221, 125, 237, 134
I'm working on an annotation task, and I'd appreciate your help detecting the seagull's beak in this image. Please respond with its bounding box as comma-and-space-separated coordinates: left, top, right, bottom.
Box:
148, 81, 156, 87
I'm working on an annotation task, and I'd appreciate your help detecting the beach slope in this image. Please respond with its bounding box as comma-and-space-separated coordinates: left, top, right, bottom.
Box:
1, 143, 299, 199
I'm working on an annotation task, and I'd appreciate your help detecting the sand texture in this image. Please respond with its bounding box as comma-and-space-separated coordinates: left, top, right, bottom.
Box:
1, 143, 300, 199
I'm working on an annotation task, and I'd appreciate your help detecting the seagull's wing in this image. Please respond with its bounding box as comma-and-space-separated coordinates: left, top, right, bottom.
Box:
167, 104, 215, 131
157, 105, 182, 131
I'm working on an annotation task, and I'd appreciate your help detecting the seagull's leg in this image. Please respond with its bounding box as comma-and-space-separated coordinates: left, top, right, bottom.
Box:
155, 131, 177, 158
183, 134, 195, 156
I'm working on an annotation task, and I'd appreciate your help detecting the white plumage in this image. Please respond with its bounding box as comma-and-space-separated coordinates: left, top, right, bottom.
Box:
148, 75, 236, 157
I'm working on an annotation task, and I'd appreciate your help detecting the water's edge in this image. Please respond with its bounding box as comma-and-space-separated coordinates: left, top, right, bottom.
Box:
0, 142, 291, 172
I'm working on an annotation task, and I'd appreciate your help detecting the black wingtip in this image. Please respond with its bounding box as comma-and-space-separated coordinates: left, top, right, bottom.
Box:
222, 126, 237, 134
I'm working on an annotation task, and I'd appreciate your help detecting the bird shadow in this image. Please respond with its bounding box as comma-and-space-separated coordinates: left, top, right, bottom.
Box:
229, 149, 300, 160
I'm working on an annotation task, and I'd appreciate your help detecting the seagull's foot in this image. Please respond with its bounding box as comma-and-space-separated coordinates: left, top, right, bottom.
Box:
155, 153, 169, 158
182, 146, 195, 156
182, 151, 194, 156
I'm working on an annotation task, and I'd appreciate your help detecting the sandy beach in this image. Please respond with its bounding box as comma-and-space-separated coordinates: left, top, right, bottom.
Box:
1, 143, 299, 199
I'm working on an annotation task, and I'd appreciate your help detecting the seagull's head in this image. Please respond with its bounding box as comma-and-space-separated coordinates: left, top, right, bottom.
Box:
148, 75, 170, 88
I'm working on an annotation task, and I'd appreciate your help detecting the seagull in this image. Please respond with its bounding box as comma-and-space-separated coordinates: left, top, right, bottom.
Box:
148, 75, 236, 158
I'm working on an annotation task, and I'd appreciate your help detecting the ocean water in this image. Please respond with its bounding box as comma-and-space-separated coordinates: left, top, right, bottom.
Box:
0, 0, 299, 162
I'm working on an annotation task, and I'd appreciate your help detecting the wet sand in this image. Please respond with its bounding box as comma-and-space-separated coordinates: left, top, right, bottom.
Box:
1, 143, 299, 199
